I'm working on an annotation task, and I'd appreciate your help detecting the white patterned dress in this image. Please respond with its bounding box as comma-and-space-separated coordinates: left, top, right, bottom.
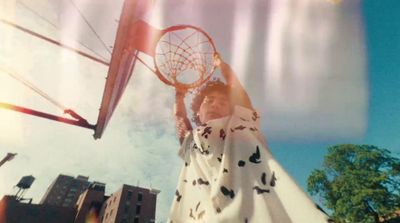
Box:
168, 106, 329, 223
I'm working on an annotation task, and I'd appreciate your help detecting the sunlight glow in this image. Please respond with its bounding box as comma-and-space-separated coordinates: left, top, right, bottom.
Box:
85, 209, 100, 223
230, 0, 255, 80
0, 3, 25, 146
264, 0, 367, 139
0, 105, 24, 146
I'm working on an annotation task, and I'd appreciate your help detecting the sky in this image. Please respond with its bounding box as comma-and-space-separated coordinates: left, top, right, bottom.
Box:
0, 0, 399, 222
269, 0, 400, 190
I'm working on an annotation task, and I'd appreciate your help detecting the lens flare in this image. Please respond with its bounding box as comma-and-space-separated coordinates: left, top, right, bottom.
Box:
85, 209, 100, 223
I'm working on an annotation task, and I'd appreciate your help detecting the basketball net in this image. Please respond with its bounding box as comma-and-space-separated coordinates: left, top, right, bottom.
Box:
154, 25, 217, 89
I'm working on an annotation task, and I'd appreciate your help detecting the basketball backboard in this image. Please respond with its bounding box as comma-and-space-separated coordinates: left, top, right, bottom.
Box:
93, 0, 144, 139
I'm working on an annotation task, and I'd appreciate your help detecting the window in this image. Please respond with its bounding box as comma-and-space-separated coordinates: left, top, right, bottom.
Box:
70, 187, 77, 192
63, 198, 72, 207
124, 206, 130, 213
137, 193, 143, 202
127, 190, 133, 199
133, 217, 140, 223
135, 205, 141, 215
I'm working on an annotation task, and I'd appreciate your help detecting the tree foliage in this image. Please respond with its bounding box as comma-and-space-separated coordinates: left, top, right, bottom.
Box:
307, 144, 400, 223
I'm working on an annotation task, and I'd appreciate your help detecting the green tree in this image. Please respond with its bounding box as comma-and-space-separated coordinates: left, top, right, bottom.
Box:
307, 144, 400, 223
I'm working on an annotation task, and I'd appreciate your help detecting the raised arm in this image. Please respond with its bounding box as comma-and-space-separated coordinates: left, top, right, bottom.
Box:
215, 54, 254, 110
174, 89, 193, 145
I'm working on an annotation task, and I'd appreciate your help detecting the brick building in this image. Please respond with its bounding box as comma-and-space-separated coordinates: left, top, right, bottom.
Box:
74, 181, 107, 223
99, 184, 159, 223
40, 175, 91, 207
0, 196, 76, 223
0, 174, 159, 223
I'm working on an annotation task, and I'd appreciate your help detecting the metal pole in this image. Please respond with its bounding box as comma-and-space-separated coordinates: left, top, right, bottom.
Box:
0, 18, 110, 66
0, 102, 96, 130
0, 153, 17, 168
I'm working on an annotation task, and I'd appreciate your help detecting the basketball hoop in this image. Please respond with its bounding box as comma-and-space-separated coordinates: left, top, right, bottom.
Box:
154, 25, 217, 89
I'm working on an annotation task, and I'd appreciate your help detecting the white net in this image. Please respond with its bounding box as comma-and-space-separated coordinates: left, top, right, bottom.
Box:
154, 26, 216, 88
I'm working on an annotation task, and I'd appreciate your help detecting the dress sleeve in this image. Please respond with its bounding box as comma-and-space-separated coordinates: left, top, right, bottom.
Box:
232, 105, 260, 123
230, 105, 268, 147
177, 131, 193, 161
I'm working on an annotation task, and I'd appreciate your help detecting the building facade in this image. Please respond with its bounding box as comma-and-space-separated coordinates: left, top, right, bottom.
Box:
99, 184, 159, 223
0, 196, 76, 223
40, 175, 91, 207
74, 181, 107, 223
0, 174, 159, 223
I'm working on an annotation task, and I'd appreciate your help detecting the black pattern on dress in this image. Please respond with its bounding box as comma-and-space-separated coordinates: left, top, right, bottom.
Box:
220, 186, 235, 199
249, 127, 258, 132
193, 142, 210, 155
252, 111, 260, 121
220, 129, 226, 140
189, 208, 195, 219
270, 171, 277, 187
234, 125, 246, 130
175, 190, 182, 202
249, 146, 261, 164
261, 172, 267, 185
253, 186, 270, 194
217, 153, 223, 162
201, 126, 212, 138
197, 178, 210, 186
240, 117, 249, 122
